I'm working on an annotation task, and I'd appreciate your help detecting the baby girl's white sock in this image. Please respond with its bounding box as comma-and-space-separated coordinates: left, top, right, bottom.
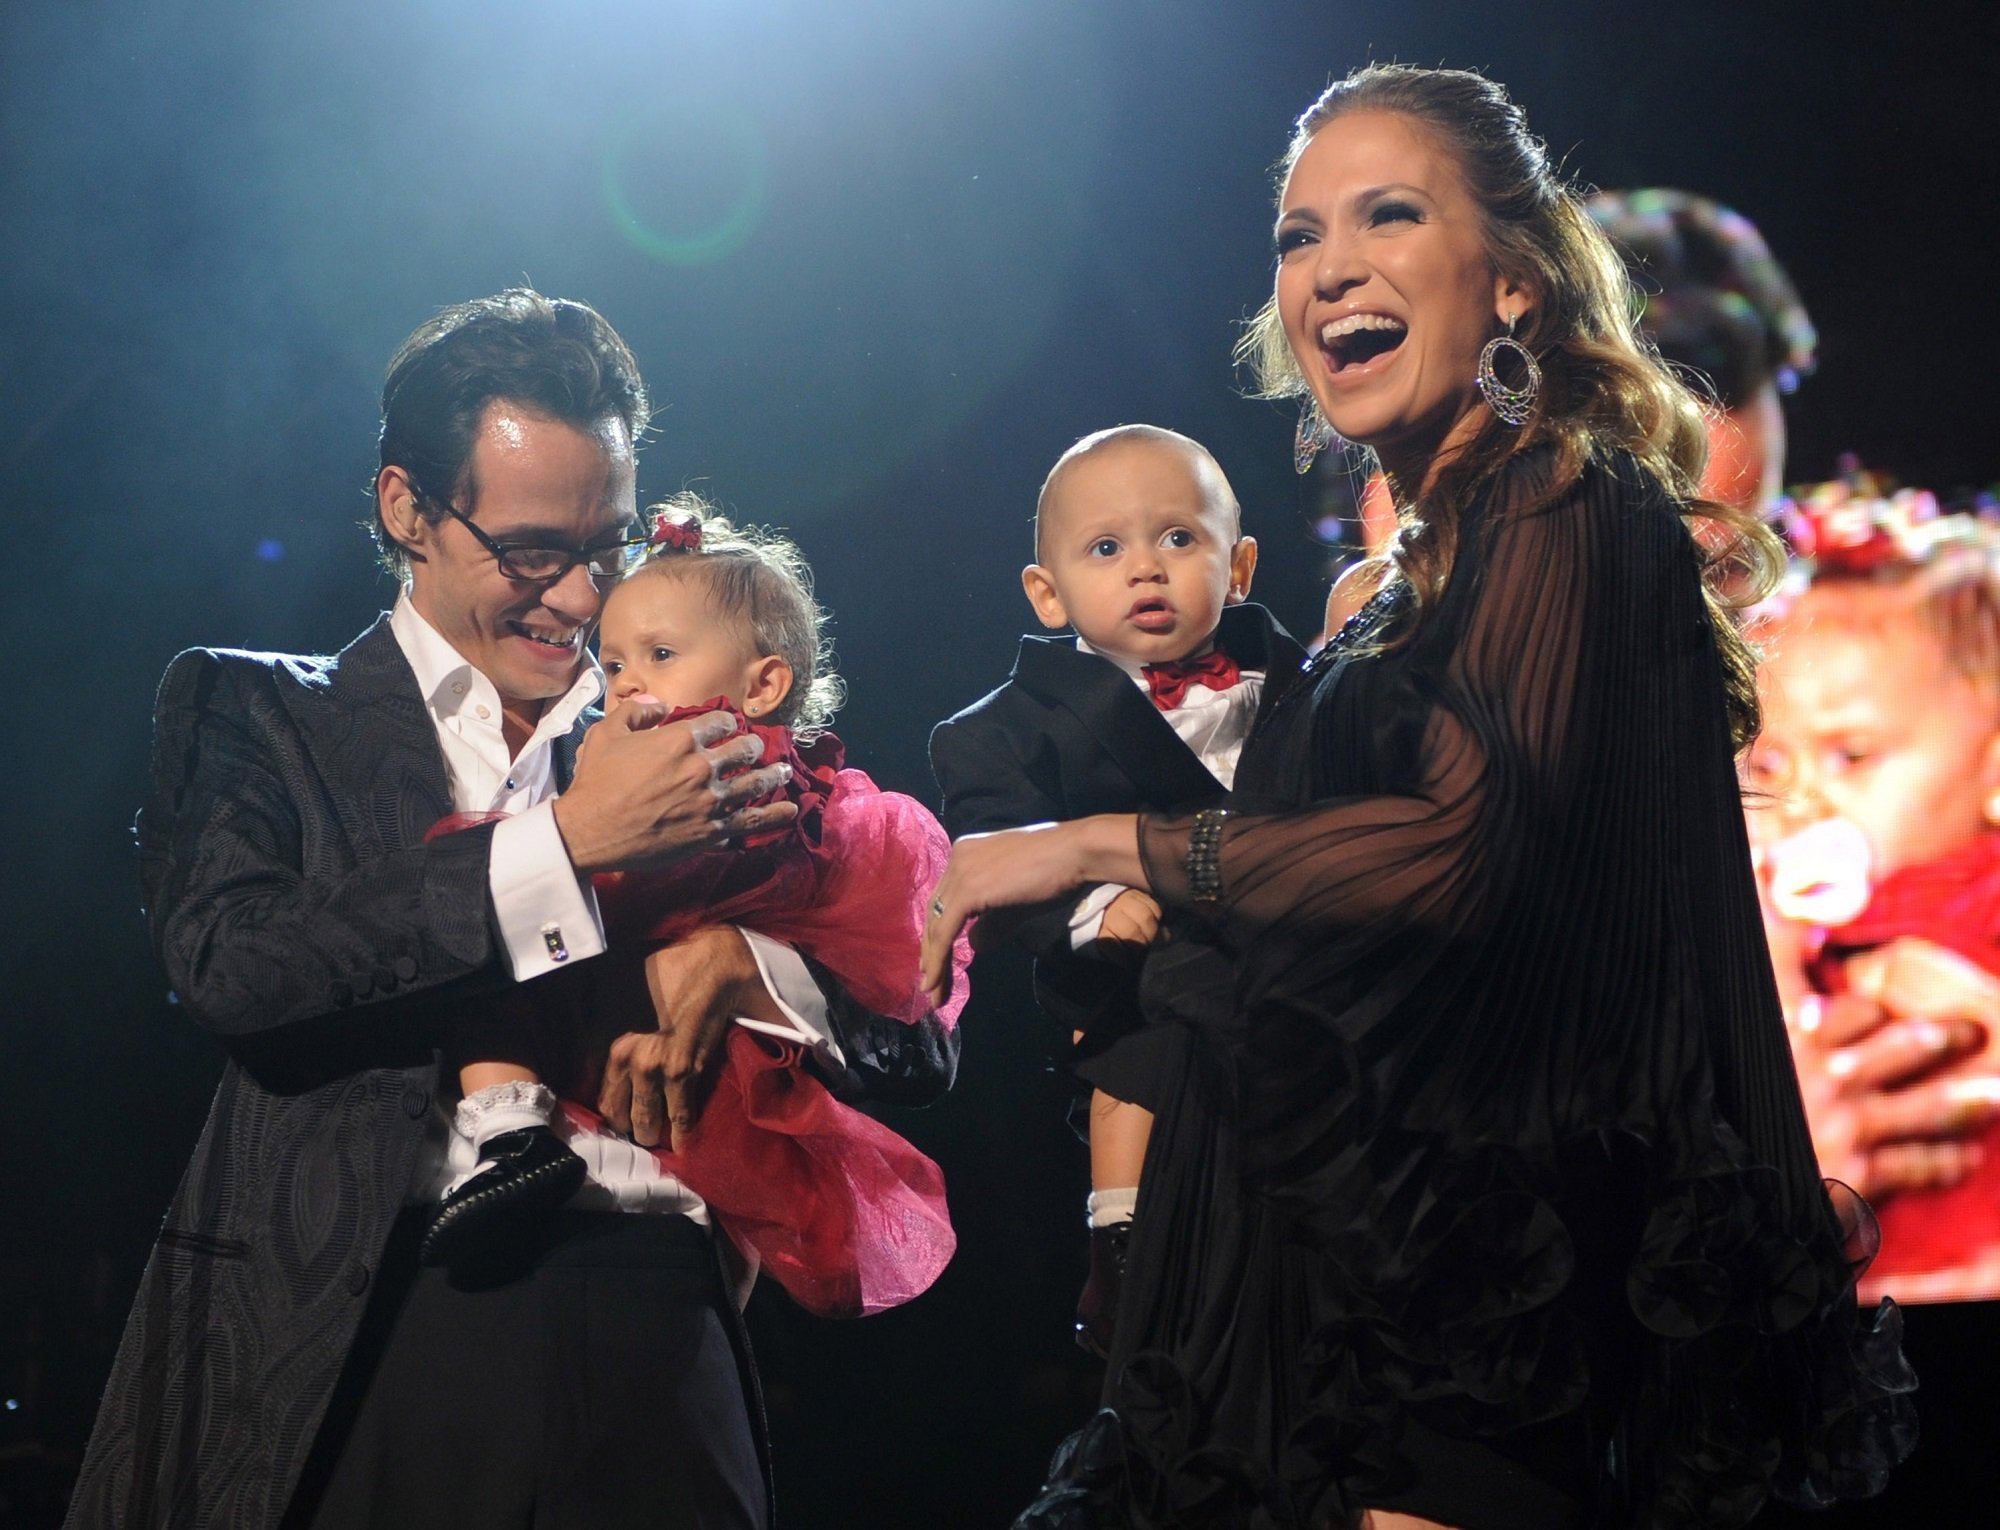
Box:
455, 1080, 557, 1152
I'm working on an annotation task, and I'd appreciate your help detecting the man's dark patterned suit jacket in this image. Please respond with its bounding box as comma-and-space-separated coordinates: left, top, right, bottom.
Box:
66, 616, 958, 1529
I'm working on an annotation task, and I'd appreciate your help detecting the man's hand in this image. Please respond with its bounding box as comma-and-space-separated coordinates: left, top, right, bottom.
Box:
1848, 937, 2000, 1048
555, 704, 795, 876
1754, 837, 2000, 1199
597, 926, 783, 1151
1789, 992, 1985, 1196
1786, 936, 2000, 1200
1094, 889, 1163, 962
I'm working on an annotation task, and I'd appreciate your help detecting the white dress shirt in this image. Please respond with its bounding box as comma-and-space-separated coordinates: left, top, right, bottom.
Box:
1067, 637, 1263, 949
387, 594, 840, 1213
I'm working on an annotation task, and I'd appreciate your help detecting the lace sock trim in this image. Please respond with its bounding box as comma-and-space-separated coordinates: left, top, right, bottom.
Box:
455, 1080, 557, 1149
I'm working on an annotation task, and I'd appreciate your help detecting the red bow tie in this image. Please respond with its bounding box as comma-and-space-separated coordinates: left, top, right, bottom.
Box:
1141, 650, 1242, 711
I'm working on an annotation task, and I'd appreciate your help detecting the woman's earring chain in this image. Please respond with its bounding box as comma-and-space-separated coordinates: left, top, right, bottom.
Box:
1477, 315, 1541, 427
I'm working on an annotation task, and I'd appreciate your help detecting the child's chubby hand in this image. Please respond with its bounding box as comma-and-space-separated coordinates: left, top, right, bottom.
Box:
1094, 889, 1164, 959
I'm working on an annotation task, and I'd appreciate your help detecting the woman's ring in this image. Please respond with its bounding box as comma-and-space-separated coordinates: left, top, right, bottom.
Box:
930, 896, 946, 919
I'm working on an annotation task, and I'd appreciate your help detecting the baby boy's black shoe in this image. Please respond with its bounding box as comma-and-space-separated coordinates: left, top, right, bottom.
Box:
1074, 1219, 1134, 1359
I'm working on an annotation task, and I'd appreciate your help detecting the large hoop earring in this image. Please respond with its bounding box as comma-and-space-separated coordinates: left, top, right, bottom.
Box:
1477, 316, 1541, 427
1294, 397, 1337, 475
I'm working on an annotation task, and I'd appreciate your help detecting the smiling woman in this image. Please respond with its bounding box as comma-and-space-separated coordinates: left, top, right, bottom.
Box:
923, 64, 1919, 1530
1270, 110, 1525, 471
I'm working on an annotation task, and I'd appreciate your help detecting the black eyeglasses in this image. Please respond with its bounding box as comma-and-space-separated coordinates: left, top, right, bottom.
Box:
418, 491, 646, 584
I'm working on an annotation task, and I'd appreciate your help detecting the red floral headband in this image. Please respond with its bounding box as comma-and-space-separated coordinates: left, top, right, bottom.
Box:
649, 513, 703, 554
1774, 474, 1951, 575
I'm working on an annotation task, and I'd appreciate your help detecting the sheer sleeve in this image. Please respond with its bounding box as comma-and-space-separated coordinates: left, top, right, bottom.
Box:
1136, 448, 1811, 1184
1141, 449, 1604, 954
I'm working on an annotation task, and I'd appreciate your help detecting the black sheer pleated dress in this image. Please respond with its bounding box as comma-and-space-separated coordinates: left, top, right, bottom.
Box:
1015, 448, 1916, 1530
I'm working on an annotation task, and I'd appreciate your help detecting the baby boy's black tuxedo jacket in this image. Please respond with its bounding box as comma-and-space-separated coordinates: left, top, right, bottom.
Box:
929, 602, 1304, 1105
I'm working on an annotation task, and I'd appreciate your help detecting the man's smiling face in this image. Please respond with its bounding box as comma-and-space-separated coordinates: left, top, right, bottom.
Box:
392, 402, 637, 728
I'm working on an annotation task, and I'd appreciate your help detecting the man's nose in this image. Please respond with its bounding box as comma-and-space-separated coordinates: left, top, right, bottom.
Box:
541, 561, 605, 623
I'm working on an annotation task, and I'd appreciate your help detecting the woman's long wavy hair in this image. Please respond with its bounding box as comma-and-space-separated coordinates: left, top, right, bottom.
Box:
1236, 64, 1782, 749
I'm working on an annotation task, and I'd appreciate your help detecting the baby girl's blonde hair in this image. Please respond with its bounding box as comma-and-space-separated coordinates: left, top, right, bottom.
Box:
1774, 476, 2000, 692
621, 491, 844, 739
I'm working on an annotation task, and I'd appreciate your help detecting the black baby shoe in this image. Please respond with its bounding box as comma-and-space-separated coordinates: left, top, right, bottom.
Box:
420, 1124, 587, 1267
1074, 1219, 1134, 1359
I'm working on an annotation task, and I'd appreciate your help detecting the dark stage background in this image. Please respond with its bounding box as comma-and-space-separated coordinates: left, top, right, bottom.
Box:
2, 1, 1994, 1525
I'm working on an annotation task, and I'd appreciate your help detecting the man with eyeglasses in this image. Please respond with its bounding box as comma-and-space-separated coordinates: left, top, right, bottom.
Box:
67, 290, 958, 1530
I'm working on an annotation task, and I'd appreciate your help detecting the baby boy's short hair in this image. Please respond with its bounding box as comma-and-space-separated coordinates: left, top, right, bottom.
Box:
1033, 424, 1242, 561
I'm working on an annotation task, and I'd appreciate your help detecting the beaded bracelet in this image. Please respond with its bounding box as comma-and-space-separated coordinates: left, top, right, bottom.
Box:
1188, 808, 1229, 903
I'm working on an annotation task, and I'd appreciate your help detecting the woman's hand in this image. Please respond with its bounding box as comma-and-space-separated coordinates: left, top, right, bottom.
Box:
921, 816, 1144, 1004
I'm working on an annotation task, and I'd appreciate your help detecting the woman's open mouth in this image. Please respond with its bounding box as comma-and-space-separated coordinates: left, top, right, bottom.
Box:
1319, 313, 1407, 374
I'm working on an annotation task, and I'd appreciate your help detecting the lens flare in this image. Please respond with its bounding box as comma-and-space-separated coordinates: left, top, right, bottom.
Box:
600, 96, 767, 267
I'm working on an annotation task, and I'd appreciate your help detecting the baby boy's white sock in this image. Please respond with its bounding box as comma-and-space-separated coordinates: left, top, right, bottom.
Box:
1087, 1187, 1138, 1229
